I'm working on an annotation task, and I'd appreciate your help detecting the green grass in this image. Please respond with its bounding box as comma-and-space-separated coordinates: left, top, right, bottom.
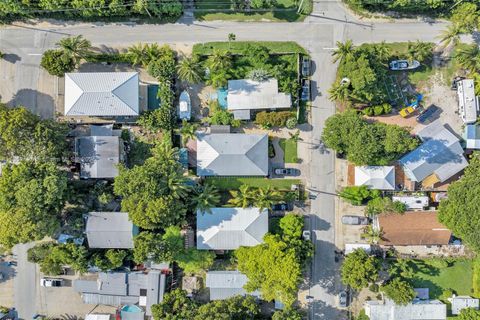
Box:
205, 177, 301, 191
409, 259, 473, 300
279, 138, 298, 163
192, 41, 307, 55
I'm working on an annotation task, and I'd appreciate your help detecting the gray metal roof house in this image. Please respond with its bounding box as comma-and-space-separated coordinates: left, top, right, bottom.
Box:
451, 296, 479, 315
464, 124, 480, 149
399, 122, 467, 185
85, 212, 138, 249
73, 271, 165, 316
197, 207, 268, 250
196, 133, 268, 176
365, 299, 447, 320
65, 72, 139, 117
206, 271, 260, 300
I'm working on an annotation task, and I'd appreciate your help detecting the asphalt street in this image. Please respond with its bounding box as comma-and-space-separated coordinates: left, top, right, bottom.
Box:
0, 1, 452, 318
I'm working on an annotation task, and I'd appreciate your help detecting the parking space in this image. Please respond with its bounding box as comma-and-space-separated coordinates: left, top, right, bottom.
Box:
0, 257, 15, 308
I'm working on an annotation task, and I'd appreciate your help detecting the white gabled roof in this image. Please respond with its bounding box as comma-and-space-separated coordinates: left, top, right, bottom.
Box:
206, 271, 261, 300
197, 207, 268, 250
354, 166, 395, 190
65, 72, 139, 116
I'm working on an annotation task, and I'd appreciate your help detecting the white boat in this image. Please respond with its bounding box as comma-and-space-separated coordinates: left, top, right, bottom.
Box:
389, 60, 420, 71
178, 90, 191, 120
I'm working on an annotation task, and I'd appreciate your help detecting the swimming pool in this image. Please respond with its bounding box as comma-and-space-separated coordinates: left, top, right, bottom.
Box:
217, 88, 228, 109
121, 305, 142, 313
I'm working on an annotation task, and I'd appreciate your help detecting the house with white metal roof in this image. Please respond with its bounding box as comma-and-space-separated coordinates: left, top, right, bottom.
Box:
354, 166, 395, 190
399, 122, 468, 188
451, 296, 479, 315
206, 271, 260, 300
196, 133, 268, 176
85, 212, 138, 249
227, 79, 291, 120
391, 196, 429, 211
365, 299, 447, 320
64, 72, 139, 117
197, 208, 268, 250
457, 79, 479, 124
464, 124, 480, 149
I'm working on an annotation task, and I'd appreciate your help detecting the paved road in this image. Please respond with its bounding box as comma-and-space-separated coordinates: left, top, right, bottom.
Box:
12, 243, 37, 320
0, 3, 452, 319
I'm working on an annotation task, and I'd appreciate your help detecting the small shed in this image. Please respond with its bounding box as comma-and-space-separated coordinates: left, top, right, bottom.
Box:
452, 296, 479, 315
392, 196, 429, 210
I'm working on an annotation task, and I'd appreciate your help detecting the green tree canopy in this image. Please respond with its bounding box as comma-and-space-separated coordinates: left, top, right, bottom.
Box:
194, 295, 259, 320
458, 308, 480, 320
133, 227, 184, 264
40, 49, 76, 76
272, 309, 304, 320
341, 249, 380, 290
28, 242, 89, 275
382, 278, 416, 305
0, 161, 67, 249
439, 155, 480, 252
151, 288, 198, 320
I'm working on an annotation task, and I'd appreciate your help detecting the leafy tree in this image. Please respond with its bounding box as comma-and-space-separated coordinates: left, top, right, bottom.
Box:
192, 184, 221, 214
406, 41, 434, 63
208, 70, 229, 89
194, 295, 259, 320
383, 124, 419, 155
177, 56, 203, 84
455, 44, 480, 74
151, 288, 198, 320
458, 308, 480, 320
28, 242, 89, 275
365, 197, 406, 216
133, 227, 184, 264
382, 278, 416, 305
439, 155, 480, 252
332, 39, 355, 63
56, 35, 91, 66
41, 49, 76, 76
247, 69, 270, 82
361, 225, 383, 244
341, 249, 380, 290
0, 161, 67, 249
339, 186, 380, 206
272, 309, 303, 320
147, 55, 176, 82
451, 3, 479, 34
91, 249, 128, 271
175, 248, 215, 274
388, 259, 414, 279
207, 49, 232, 72
244, 44, 270, 67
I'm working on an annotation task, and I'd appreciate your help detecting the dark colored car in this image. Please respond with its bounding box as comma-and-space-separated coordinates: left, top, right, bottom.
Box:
341, 215, 369, 225
301, 79, 310, 101
416, 104, 439, 123
274, 168, 295, 175
272, 203, 294, 211
338, 291, 348, 308
302, 57, 311, 77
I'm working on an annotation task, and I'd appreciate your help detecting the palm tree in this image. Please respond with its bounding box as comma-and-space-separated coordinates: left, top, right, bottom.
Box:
438, 23, 463, 48
288, 129, 302, 143
407, 41, 434, 63
455, 43, 480, 73
389, 259, 414, 279
253, 186, 282, 211
207, 49, 232, 71
179, 120, 199, 146
192, 184, 221, 214
328, 82, 350, 102
361, 225, 383, 244
372, 41, 391, 63
127, 43, 149, 67
145, 43, 161, 62
57, 35, 91, 65
332, 39, 354, 63
177, 56, 203, 84
165, 172, 190, 199
228, 184, 255, 208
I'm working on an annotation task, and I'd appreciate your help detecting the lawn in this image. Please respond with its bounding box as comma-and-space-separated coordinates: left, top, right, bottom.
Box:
279, 138, 298, 163
192, 41, 307, 55
409, 259, 473, 300
205, 177, 301, 191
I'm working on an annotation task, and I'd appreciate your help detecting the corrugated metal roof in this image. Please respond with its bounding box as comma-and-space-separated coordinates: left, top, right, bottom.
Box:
196, 133, 268, 176
86, 212, 136, 249
75, 136, 121, 179
354, 166, 395, 190
206, 271, 261, 300
399, 122, 467, 182
197, 208, 268, 250
365, 299, 447, 320
457, 79, 478, 124
227, 79, 291, 111
452, 296, 479, 315
65, 72, 139, 116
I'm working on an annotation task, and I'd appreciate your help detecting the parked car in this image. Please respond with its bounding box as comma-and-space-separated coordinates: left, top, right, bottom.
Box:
40, 278, 63, 287
272, 202, 294, 211
389, 60, 420, 71
416, 104, 439, 123
302, 57, 311, 77
274, 168, 295, 175
302, 230, 311, 241
338, 291, 348, 308
341, 215, 369, 225
301, 79, 310, 101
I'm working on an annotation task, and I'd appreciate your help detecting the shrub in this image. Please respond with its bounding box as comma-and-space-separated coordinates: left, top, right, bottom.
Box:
440, 288, 454, 301
255, 111, 294, 128
247, 69, 270, 82
363, 103, 392, 117
365, 197, 406, 216
373, 105, 384, 116
339, 186, 381, 206
369, 283, 379, 293
41, 49, 76, 76
362, 107, 374, 116
148, 56, 176, 82
286, 117, 298, 129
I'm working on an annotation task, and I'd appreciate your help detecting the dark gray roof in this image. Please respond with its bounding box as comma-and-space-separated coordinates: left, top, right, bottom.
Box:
196, 133, 268, 176
75, 136, 122, 179
86, 212, 137, 249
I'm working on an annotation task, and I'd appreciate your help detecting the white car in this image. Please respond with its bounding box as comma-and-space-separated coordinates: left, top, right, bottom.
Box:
302, 230, 311, 241
40, 278, 63, 287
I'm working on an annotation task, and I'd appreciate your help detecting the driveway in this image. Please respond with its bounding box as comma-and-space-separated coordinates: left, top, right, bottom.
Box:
13, 243, 37, 320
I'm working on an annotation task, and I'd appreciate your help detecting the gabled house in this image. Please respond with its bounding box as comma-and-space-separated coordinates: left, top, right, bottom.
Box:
196, 133, 268, 176
85, 212, 138, 249
365, 299, 446, 320
354, 166, 395, 190
196, 207, 268, 250
399, 122, 468, 188
227, 79, 291, 120
65, 72, 139, 117
206, 271, 260, 300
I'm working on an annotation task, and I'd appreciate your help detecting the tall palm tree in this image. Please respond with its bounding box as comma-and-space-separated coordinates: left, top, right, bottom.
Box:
179, 120, 199, 146
253, 186, 282, 212
127, 43, 148, 67
407, 41, 434, 63
438, 23, 463, 48
57, 35, 91, 66
389, 259, 414, 279
372, 41, 391, 63
145, 43, 161, 62
328, 82, 350, 102
192, 184, 221, 214
165, 172, 189, 199
455, 43, 480, 73
207, 49, 232, 71
177, 56, 203, 84
228, 184, 254, 208
332, 39, 354, 63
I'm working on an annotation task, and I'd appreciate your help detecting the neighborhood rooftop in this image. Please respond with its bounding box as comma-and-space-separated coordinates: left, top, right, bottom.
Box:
196, 133, 268, 176
65, 72, 139, 117
206, 271, 260, 300
85, 212, 138, 249
451, 296, 480, 315
457, 79, 478, 124
354, 166, 395, 190
365, 299, 447, 320
197, 207, 268, 250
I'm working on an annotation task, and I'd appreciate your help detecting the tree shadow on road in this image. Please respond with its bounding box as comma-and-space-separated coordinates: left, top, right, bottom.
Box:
2, 53, 21, 64
7, 88, 55, 119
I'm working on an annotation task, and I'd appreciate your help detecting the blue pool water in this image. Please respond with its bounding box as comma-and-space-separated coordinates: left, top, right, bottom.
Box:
217, 88, 228, 109
121, 305, 143, 313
